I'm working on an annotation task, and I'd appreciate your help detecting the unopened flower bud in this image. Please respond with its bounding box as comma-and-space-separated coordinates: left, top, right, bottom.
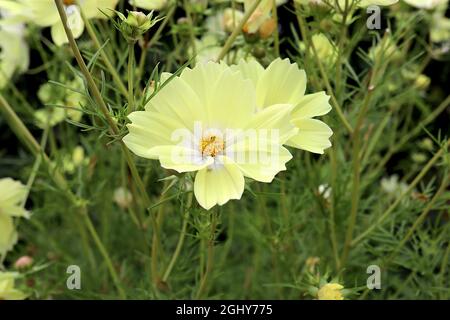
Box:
116, 10, 159, 43
14, 256, 33, 269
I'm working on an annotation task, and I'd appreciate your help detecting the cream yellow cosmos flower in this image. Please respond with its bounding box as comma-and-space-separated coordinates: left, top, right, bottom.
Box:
231, 58, 333, 154
123, 62, 296, 210
317, 283, 344, 300
295, 0, 398, 7
129, 0, 169, 10
0, 7, 29, 88
3, 0, 119, 46
0, 178, 29, 256
403, 0, 447, 9
0, 272, 27, 300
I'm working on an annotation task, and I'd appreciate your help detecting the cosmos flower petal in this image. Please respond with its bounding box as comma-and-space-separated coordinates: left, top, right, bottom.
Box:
146, 74, 204, 130
123, 111, 188, 159
206, 69, 256, 129
292, 91, 332, 119
50, 6, 85, 46
149, 145, 214, 173
194, 157, 245, 210
230, 59, 264, 88
0, 178, 29, 217
234, 146, 292, 183
255, 58, 307, 108
0, 215, 18, 257
244, 103, 298, 143
179, 62, 255, 128
287, 119, 333, 154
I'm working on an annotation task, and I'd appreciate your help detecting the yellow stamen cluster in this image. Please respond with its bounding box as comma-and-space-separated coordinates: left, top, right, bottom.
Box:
200, 134, 224, 157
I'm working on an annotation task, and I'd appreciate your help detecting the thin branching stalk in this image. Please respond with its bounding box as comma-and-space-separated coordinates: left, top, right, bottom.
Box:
383, 173, 449, 266
271, 0, 280, 57
162, 193, 193, 282
127, 43, 135, 113
137, 4, 176, 85
0, 93, 126, 299
196, 210, 218, 299
54, 0, 160, 288
79, 6, 128, 97
216, 0, 263, 61
294, 4, 354, 135
352, 139, 450, 245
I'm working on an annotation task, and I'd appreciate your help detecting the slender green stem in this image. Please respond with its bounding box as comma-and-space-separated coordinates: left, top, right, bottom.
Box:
162, 193, 193, 282
383, 173, 449, 266
184, 0, 197, 66
136, 4, 176, 85
79, 6, 128, 97
439, 243, 450, 299
271, 0, 280, 57
82, 210, 127, 299
373, 94, 450, 175
55, 0, 160, 288
0, 93, 125, 298
341, 89, 374, 266
196, 211, 217, 299
328, 146, 341, 269
127, 43, 135, 113
352, 139, 450, 245
216, 0, 263, 61
294, 5, 353, 135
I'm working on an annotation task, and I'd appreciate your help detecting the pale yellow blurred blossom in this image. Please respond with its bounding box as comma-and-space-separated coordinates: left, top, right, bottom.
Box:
114, 187, 133, 209
240, 0, 285, 35
369, 36, 401, 61
305, 256, 320, 273
0, 0, 119, 46
190, 35, 222, 64
381, 175, 408, 195
0, 272, 27, 300
72, 146, 86, 167
403, 0, 448, 9
129, 0, 169, 10
414, 74, 431, 90
206, 8, 244, 36
317, 283, 344, 300
0, 8, 29, 88
295, 0, 398, 7
430, 3, 450, 43
318, 184, 331, 200
310, 33, 337, 67
0, 178, 29, 257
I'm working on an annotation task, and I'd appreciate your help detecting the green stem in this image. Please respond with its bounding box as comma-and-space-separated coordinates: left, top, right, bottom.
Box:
216, 0, 263, 61
128, 43, 135, 113
0, 93, 125, 298
196, 210, 217, 299
294, 4, 353, 135
162, 193, 193, 282
55, 0, 159, 289
184, 0, 197, 66
82, 210, 127, 299
383, 173, 449, 266
271, 0, 280, 57
80, 6, 128, 97
352, 139, 450, 245
136, 4, 176, 86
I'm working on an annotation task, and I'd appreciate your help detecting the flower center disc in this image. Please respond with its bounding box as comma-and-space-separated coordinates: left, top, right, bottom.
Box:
200, 134, 224, 157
